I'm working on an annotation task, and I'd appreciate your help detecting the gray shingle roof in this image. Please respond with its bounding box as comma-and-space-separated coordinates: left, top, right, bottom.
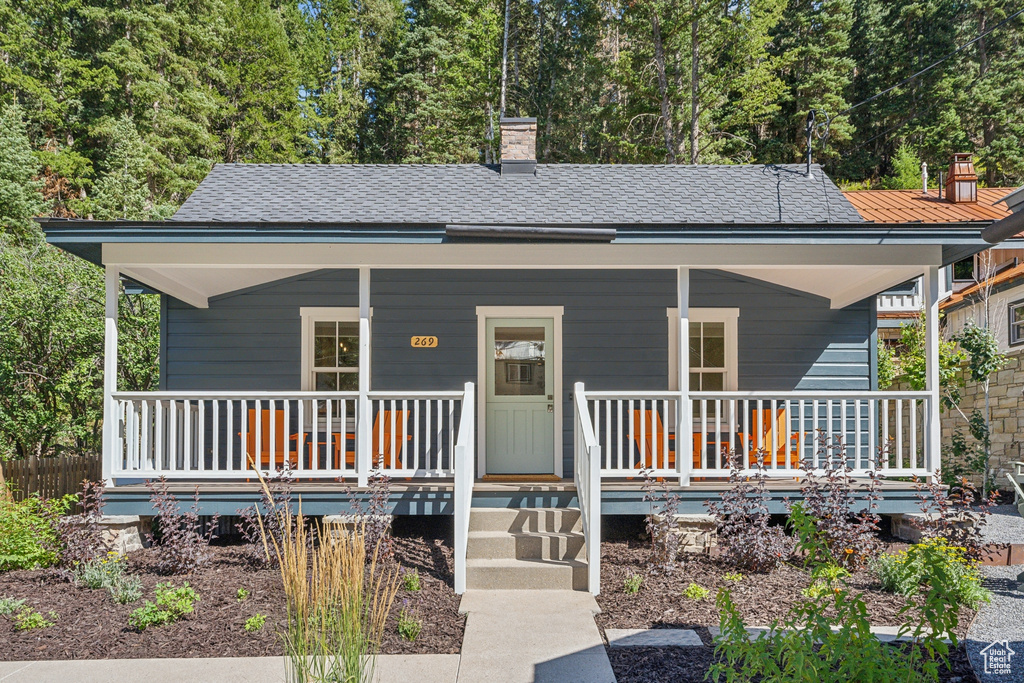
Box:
172, 163, 864, 225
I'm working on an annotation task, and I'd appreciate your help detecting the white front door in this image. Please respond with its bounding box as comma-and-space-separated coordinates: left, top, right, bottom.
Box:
484, 318, 556, 474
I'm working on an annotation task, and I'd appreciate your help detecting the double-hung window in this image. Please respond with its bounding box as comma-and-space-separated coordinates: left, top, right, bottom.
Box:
300, 308, 365, 393
667, 308, 739, 393
1010, 299, 1024, 347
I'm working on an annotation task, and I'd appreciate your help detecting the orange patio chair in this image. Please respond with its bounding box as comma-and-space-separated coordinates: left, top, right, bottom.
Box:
632, 409, 677, 471
241, 408, 300, 470
738, 408, 801, 469
332, 409, 413, 472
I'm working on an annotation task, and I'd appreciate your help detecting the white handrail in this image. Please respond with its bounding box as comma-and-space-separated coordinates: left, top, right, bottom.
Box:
573, 382, 602, 595
453, 382, 475, 595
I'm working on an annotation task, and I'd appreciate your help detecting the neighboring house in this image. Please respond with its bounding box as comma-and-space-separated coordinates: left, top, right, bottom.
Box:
843, 157, 1017, 341
41, 119, 999, 594
845, 155, 1024, 483
942, 185, 1024, 480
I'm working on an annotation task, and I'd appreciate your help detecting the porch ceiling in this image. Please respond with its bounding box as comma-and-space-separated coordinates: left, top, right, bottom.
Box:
721, 266, 927, 309
120, 266, 317, 308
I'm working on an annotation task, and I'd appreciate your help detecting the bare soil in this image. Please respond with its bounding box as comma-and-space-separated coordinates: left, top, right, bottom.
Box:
0, 519, 464, 660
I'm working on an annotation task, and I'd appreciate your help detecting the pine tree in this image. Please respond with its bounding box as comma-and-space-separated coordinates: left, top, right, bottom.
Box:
0, 104, 48, 238
760, 0, 855, 166
91, 115, 150, 220
218, 0, 305, 163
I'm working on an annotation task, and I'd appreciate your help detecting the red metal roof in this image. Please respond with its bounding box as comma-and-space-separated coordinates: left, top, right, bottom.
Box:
843, 187, 1014, 223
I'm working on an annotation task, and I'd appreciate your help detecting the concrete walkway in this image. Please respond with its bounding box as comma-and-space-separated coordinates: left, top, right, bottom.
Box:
456, 590, 616, 683
0, 655, 461, 683
966, 564, 1024, 683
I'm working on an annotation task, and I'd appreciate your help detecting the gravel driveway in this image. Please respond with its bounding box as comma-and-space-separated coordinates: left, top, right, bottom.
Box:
966, 505, 1024, 682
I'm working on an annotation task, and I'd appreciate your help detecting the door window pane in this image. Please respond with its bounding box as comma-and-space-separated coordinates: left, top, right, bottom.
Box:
315, 372, 338, 391
494, 326, 546, 396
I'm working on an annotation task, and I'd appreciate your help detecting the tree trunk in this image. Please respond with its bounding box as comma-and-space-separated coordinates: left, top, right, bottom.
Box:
689, 2, 699, 164
977, 11, 997, 185
651, 13, 676, 163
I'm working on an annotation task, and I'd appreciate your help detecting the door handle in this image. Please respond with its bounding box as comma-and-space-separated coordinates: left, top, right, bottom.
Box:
547, 404, 554, 413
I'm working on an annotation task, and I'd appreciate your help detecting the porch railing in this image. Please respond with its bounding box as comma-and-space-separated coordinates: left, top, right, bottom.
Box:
111, 389, 470, 481
573, 382, 602, 596
453, 382, 475, 594
577, 388, 934, 480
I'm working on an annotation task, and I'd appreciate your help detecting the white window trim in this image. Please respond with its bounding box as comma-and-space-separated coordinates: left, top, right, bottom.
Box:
299, 307, 371, 391
667, 307, 739, 392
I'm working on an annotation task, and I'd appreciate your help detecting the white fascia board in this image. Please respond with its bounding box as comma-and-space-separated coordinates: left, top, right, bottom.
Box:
103, 242, 944, 269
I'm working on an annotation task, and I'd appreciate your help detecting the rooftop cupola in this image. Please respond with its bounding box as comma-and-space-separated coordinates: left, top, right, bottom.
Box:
945, 153, 978, 204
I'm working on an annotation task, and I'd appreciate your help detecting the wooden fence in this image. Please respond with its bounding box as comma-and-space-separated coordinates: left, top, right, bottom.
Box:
0, 454, 102, 502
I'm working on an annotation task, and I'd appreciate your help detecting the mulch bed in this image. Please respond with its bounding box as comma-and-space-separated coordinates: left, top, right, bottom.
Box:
596, 538, 976, 638
598, 532, 980, 683
0, 518, 464, 660
607, 644, 980, 683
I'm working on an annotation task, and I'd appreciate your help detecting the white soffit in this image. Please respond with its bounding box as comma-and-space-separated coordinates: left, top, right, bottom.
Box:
723, 266, 925, 309
120, 267, 317, 308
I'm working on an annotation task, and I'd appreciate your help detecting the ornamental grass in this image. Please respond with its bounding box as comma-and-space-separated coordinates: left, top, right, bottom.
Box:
252, 467, 399, 683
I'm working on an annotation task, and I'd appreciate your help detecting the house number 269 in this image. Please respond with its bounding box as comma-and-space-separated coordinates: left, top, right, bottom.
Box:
411, 336, 438, 348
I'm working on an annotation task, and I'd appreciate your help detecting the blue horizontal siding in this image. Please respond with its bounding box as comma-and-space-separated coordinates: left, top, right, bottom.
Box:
163, 268, 874, 476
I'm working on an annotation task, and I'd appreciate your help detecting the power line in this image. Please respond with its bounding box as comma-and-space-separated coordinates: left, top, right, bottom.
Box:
837, 5, 1024, 118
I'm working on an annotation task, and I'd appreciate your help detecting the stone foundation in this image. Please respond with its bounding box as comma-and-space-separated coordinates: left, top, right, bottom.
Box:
97, 515, 151, 554
322, 514, 392, 539
649, 513, 717, 554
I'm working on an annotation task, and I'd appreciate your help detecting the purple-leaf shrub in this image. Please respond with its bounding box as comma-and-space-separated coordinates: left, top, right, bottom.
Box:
146, 477, 219, 574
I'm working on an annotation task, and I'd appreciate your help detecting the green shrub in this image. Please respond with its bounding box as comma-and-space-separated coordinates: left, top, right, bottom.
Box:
712, 536, 968, 683
873, 537, 991, 609
236, 588, 249, 602
244, 613, 266, 633
128, 582, 199, 631
803, 563, 851, 599
0, 492, 73, 570
623, 573, 643, 595
401, 568, 421, 592
683, 582, 710, 600
128, 601, 175, 631
12, 607, 56, 630
75, 551, 127, 589
0, 597, 26, 615
397, 607, 421, 642
108, 574, 143, 604
723, 572, 744, 582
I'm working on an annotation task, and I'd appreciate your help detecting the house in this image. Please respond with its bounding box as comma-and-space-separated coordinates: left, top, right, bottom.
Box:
41, 118, 997, 594
843, 156, 1017, 341
942, 184, 1024, 480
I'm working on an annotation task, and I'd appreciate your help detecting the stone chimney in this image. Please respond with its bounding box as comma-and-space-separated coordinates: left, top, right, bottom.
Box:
945, 153, 978, 204
500, 117, 537, 175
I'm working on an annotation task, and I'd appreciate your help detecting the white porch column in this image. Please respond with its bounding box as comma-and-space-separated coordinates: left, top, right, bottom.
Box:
923, 266, 941, 480
357, 267, 371, 487
102, 266, 119, 485
677, 267, 692, 486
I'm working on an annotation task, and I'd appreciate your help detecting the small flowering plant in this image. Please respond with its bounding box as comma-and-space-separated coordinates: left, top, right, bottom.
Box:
872, 537, 991, 609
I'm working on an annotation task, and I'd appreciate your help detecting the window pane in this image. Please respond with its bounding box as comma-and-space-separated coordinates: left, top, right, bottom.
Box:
494, 327, 545, 396
702, 372, 725, 391
314, 321, 337, 367
315, 372, 338, 391
703, 325, 725, 368
689, 322, 701, 367
337, 373, 359, 391
1013, 305, 1024, 323
336, 324, 359, 367
689, 372, 700, 391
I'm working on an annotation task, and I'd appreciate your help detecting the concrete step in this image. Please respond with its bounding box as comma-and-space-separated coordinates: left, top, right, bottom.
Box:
465, 557, 589, 590
468, 507, 582, 533
467, 530, 586, 561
